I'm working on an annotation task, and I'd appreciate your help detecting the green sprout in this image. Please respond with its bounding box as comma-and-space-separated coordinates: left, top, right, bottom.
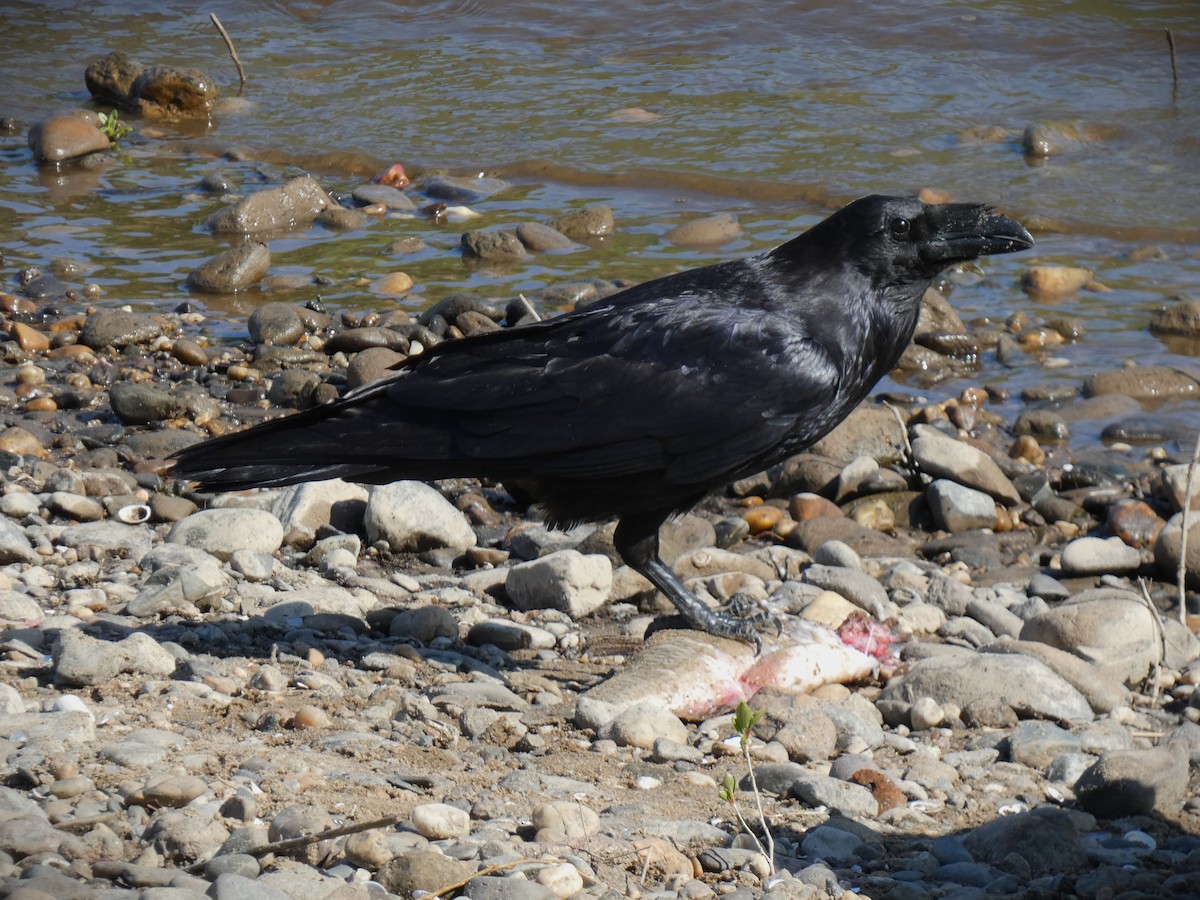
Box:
720, 701, 775, 873
97, 110, 132, 145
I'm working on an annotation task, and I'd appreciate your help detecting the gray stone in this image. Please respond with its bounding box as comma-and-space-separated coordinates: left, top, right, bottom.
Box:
911, 427, 1020, 504
506, 549, 612, 619
208, 873, 290, 900
790, 774, 878, 818
979, 641, 1130, 714
272, 478, 368, 540
515, 221, 573, 251
665, 213, 741, 247
79, 309, 164, 349
608, 701, 689, 749
247, 301, 305, 345
927, 479, 997, 532
1060, 536, 1141, 576
1075, 747, 1190, 817
0, 517, 34, 563
463, 876, 557, 900
881, 648, 1094, 723
1006, 720, 1082, 769
548, 204, 614, 239
962, 807, 1088, 875
1018, 588, 1162, 686
187, 241, 270, 292
168, 508, 284, 561
799, 824, 865, 865
801, 564, 889, 619
207, 175, 331, 234
365, 481, 476, 552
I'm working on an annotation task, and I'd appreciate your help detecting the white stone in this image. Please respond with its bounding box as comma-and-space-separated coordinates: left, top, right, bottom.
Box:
168, 508, 284, 560
506, 549, 612, 619
410, 802, 470, 839
365, 481, 476, 551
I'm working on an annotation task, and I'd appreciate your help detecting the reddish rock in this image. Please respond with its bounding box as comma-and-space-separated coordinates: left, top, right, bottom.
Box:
27, 115, 109, 163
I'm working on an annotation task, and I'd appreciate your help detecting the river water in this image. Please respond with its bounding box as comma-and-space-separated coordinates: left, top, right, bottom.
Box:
1, 0, 1198, 449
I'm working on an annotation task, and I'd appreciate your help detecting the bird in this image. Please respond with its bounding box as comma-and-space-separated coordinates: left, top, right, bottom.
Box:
172, 195, 1033, 644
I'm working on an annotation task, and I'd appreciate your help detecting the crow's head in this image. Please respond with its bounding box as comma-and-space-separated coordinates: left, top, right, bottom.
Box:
792, 194, 1034, 285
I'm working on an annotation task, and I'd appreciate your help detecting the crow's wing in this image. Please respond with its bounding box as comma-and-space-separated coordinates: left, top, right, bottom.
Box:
337, 291, 844, 487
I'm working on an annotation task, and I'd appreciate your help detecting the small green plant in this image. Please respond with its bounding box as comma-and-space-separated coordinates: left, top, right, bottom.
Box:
719, 700, 775, 873
97, 110, 132, 145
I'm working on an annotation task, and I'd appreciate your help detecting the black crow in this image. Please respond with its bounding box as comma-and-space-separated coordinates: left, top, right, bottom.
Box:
172, 195, 1033, 642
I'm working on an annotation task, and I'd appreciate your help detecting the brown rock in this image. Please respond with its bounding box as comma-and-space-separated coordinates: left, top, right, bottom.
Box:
789, 492, 844, 522
1106, 499, 1164, 550
849, 769, 906, 813
1021, 265, 1093, 297
27, 115, 109, 162
0, 425, 47, 457
11, 323, 50, 351
1150, 297, 1200, 336
85, 51, 145, 105
131, 65, 218, 117
1084, 365, 1200, 401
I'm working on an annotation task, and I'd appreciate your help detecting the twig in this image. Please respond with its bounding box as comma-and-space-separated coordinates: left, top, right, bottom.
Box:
183, 813, 404, 873
210, 13, 247, 94
1177, 429, 1200, 625
1166, 28, 1180, 102
1138, 578, 1167, 707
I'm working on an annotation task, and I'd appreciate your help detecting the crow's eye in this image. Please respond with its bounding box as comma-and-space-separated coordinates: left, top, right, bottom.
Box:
888, 217, 911, 238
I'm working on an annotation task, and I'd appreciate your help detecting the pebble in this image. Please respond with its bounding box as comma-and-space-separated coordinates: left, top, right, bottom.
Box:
665, 213, 742, 247
1059, 534, 1141, 575
411, 802, 471, 839
927, 479, 996, 532
187, 241, 271, 292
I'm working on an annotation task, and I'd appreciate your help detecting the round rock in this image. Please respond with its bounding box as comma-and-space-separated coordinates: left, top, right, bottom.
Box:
168, 508, 284, 561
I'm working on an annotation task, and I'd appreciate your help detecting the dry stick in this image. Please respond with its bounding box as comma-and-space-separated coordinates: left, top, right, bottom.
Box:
1166, 28, 1180, 101
210, 12, 247, 93
1177, 429, 1200, 625
183, 813, 405, 874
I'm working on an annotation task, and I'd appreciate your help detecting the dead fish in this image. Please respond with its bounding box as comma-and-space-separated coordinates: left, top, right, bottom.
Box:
577, 617, 880, 725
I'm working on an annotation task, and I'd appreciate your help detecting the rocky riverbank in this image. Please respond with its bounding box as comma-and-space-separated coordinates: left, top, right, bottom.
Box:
4, 93, 1200, 899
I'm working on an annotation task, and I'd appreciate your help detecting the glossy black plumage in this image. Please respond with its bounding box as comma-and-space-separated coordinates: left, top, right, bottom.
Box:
173, 195, 1033, 642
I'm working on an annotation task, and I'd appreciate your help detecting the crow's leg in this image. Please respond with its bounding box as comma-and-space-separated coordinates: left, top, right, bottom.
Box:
614, 511, 766, 648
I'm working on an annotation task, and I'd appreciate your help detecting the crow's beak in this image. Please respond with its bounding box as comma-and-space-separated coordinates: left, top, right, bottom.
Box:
925, 204, 1034, 264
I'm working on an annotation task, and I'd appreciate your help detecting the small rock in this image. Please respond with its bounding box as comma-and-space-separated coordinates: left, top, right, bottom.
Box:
207, 175, 332, 234
506, 549, 612, 619
927, 479, 997, 532
365, 481, 476, 552
248, 302, 306, 345
187, 242, 270, 292
515, 222, 574, 251
609, 701, 689, 749
1075, 747, 1190, 817
168, 508, 284, 561
531, 800, 600, 841
1059, 535, 1141, 575
1020, 265, 1093, 297
549, 204, 614, 239
410, 802, 470, 839
665, 213, 741, 247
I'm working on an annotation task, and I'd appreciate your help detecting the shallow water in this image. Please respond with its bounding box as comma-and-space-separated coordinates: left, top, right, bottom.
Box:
1, 0, 1199, 450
